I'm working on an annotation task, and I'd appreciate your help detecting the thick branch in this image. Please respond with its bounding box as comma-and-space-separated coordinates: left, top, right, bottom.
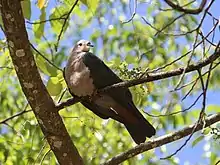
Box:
103, 113, 220, 165
57, 47, 220, 110
0, 1, 83, 164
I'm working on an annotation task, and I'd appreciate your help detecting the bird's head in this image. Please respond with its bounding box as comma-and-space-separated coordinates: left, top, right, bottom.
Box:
73, 40, 94, 53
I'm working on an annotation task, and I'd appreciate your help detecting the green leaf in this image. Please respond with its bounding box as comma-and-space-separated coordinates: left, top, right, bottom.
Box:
21, 0, 31, 20
210, 153, 217, 165
191, 135, 204, 147
0, 13, 4, 30
33, 8, 46, 39
47, 77, 62, 96
49, 6, 69, 34
46, 64, 58, 77
80, 0, 99, 13
36, 55, 50, 75
202, 127, 211, 135
35, 55, 57, 77
125, 54, 135, 64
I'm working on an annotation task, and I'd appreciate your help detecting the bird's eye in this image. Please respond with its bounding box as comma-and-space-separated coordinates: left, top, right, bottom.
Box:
78, 43, 83, 46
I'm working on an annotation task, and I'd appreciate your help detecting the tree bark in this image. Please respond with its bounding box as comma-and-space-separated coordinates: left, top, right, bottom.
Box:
0, 0, 83, 164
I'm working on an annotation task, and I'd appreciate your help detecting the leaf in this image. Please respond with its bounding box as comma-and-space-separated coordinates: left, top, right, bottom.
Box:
191, 135, 204, 147
35, 55, 57, 77
80, 0, 87, 5
80, 0, 99, 13
33, 8, 46, 39
21, 0, 31, 20
125, 54, 135, 64
210, 153, 217, 165
36, 55, 49, 75
49, 6, 69, 34
47, 77, 63, 96
0, 15, 3, 30
202, 127, 211, 135
146, 82, 154, 93
37, 0, 45, 9
46, 64, 58, 77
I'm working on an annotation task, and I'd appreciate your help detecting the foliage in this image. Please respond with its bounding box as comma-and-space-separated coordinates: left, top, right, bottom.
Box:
0, 0, 219, 164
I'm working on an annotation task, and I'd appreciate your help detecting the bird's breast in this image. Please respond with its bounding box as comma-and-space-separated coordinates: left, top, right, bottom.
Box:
65, 54, 95, 97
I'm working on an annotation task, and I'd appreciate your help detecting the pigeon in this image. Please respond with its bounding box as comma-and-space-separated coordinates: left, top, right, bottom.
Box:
64, 40, 155, 144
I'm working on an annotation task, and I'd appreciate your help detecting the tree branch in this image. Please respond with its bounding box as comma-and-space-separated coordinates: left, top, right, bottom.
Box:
164, 0, 207, 14
0, 109, 32, 124
103, 113, 220, 165
0, 1, 83, 164
57, 46, 220, 110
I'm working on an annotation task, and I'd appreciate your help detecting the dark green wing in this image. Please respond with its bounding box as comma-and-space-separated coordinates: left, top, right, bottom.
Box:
82, 52, 156, 144
82, 52, 146, 117
82, 52, 133, 100
82, 52, 123, 88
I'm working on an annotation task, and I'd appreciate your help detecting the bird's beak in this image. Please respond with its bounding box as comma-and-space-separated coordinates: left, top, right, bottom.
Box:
88, 43, 94, 47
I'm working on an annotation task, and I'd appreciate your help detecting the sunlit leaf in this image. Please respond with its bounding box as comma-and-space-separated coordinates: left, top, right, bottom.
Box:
35, 55, 58, 77
21, 0, 31, 20
192, 135, 204, 147
49, 6, 69, 35
47, 77, 63, 96
33, 8, 46, 39
80, 0, 100, 13
37, 0, 45, 9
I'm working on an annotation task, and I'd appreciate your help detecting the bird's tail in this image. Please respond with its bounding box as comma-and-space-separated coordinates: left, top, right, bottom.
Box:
124, 118, 156, 144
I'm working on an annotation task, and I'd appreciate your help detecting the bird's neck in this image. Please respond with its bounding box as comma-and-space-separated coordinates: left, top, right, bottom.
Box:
68, 52, 85, 66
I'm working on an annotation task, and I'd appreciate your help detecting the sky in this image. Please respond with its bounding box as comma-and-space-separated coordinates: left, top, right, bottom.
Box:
0, 0, 219, 164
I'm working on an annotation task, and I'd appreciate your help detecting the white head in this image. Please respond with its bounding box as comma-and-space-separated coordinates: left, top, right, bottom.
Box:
73, 39, 94, 53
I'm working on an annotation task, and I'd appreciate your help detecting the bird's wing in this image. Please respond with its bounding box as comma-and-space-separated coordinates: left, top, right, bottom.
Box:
82, 52, 140, 116
82, 52, 131, 98
82, 52, 122, 88
82, 52, 156, 144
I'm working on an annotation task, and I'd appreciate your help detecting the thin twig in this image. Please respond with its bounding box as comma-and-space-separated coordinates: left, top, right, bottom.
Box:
155, 13, 186, 36
174, 30, 199, 90
0, 66, 13, 69
148, 20, 218, 73
144, 93, 202, 117
58, 88, 67, 103
0, 109, 32, 125
42, 35, 55, 61
30, 43, 62, 71
26, 14, 67, 24
161, 46, 216, 159
34, 142, 47, 164
122, 0, 137, 24
159, 0, 196, 12
55, 0, 79, 51
164, 0, 207, 14
179, 57, 220, 92
160, 69, 206, 160
40, 149, 52, 165
141, 16, 196, 37
160, 120, 200, 159
181, 78, 199, 101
